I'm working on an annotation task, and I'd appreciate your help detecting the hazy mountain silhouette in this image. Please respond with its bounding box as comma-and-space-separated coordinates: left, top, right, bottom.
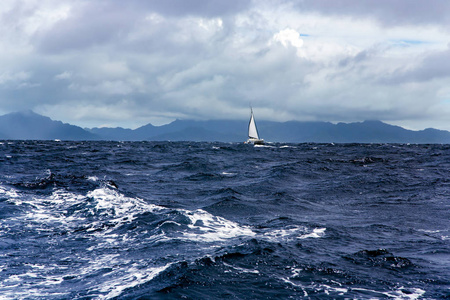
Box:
256, 120, 450, 143
90, 120, 243, 141
0, 110, 98, 140
1, 111, 450, 143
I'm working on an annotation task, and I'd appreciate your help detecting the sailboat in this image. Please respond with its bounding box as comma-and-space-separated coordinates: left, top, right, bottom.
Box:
246, 107, 265, 145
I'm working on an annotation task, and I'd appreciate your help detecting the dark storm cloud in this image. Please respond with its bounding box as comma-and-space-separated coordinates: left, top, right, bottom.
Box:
406, 46, 450, 82
135, 0, 252, 17
376, 45, 450, 85
292, 0, 450, 27
33, 0, 249, 54
34, 2, 141, 53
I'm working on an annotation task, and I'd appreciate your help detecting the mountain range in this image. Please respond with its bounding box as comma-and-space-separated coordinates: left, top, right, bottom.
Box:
1, 110, 449, 143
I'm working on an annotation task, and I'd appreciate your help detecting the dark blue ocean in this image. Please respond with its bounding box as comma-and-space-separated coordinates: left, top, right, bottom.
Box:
0, 141, 448, 299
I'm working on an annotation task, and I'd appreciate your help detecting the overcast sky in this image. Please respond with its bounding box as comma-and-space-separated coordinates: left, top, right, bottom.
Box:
1, 0, 450, 130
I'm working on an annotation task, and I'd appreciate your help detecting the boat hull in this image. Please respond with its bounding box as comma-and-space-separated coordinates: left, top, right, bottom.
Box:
246, 138, 265, 145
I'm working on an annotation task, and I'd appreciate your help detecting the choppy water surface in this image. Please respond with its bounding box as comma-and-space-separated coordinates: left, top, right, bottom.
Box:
0, 141, 448, 299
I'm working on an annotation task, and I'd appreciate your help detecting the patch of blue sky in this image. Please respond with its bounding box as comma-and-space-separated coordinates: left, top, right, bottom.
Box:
391, 39, 429, 47
402, 39, 427, 45
299, 34, 310, 37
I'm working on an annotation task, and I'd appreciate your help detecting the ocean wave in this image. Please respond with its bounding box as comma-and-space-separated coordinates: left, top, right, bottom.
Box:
0, 141, 448, 299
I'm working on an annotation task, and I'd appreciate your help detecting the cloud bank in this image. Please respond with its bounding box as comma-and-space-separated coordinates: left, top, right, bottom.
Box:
0, 0, 449, 130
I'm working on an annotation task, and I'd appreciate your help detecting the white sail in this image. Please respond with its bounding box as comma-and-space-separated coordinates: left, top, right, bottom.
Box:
246, 107, 264, 144
248, 111, 259, 139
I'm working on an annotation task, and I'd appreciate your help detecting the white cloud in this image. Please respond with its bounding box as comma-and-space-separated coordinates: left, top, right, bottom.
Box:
273, 28, 304, 49
0, 71, 31, 85
54, 71, 72, 80
1, 0, 450, 130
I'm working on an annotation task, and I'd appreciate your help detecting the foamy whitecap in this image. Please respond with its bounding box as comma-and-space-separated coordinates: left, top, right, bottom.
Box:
262, 226, 326, 242
223, 262, 260, 274
86, 187, 165, 219
386, 287, 426, 300
418, 228, 449, 241
1, 184, 259, 297
298, 227, 326, 239
98, 263, 172, 299
182, 209, 256, 242
280, 277, 309, 297
1, 185, 21, 201
87, 176, 99, 182
321, 284, 348, 295
221, 171, 237, 176
352, 287, 426, 300
263, 225, 307, 241
254, 144, 274, 148
0, 183, 326, 299
283, 272, 425, 299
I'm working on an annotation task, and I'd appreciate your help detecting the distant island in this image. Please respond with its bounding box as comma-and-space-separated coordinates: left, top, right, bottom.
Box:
1, 110, 450, 143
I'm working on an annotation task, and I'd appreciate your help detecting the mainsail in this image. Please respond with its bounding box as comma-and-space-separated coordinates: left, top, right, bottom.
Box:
248, 109, 260, 139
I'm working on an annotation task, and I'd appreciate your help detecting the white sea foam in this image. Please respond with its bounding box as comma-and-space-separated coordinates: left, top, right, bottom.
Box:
263, 225, 307, 240
284, 270, 426, 299
87, 176, 99, 182
0, 185, 21, 201
8, 184, 255, 245
280, 277, 309, 297
351, 287, 426, 300
223, 262, 259, 274
2, 184, 258, 294
182, 209, 256, 242
81, 187, 258, 248
98, 263, 172, 299
86, 187, 164, 219
386, 287, 426, 300
7, 188, 86, 235
418, 228, 449, 241
221, 171, 237, 176
0, 271, 68, 299
254, 144, 274, 148
262, 226, 326, 242
0, 184, 295, 298
0, 251, 170, 299
321, 284, 348, 295
298, 227, 326, 239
